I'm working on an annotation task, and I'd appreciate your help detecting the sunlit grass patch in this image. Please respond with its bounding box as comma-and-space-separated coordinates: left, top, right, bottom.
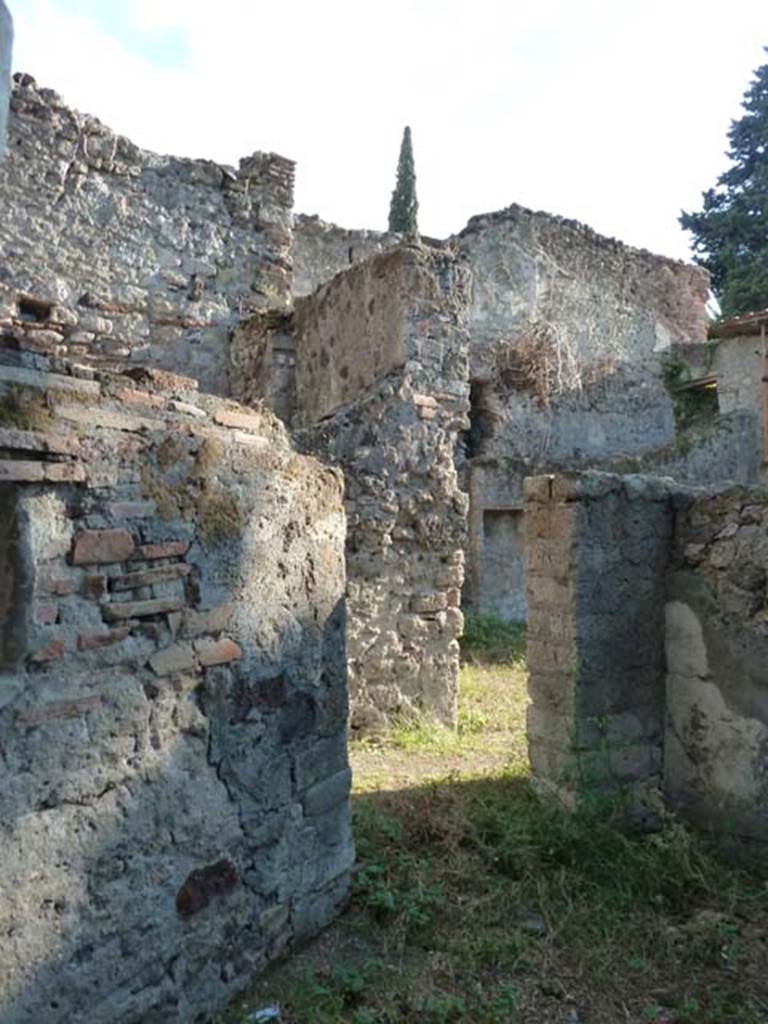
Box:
232, 643, 768, 1024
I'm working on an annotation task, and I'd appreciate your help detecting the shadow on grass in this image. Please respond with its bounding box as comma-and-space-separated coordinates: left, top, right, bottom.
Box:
460, 615, 526, 667
235, 770, 768, 1024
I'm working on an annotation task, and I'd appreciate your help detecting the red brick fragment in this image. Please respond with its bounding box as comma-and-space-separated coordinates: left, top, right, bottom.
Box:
77, 627, 131, 651
17, 695, 102, 727
213, 409, 265, 432
148, 643, 197, 676
84, 574, 108, 599
133, 541, 190, 561
71, 529, 135, 566
37, 572, 79, 597
31, 636, 65, 662
194, 636, 243, 667
112, 387, 166, 409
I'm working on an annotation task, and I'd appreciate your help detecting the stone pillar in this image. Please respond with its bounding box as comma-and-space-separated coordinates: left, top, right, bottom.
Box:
524, 472, 673, 826
0, 1, 12, 158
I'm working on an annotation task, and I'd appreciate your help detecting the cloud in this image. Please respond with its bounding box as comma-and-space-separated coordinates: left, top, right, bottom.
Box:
9, 0, 768, 257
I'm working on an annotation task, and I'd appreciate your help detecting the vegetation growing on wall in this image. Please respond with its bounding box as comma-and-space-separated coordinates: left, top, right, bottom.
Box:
496, 323, 583, 407
662, 353, 719, 431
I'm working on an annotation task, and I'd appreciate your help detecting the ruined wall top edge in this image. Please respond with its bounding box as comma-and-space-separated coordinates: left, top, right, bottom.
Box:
456, 202, 709, 281
523, 468, 767, 506
10, 72, 296, 184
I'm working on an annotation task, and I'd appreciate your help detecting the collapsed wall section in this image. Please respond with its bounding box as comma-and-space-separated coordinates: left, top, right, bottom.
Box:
0, 75, 294, 395
0, 354, 352, 1023
295, 245, 471, 731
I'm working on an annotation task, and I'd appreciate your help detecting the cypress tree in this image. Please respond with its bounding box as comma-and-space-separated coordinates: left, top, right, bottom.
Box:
388, 126, 419, 235
680, 50, 768, 316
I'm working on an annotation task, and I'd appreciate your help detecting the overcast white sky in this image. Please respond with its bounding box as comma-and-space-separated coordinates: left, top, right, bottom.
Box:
9, 1, 768, 260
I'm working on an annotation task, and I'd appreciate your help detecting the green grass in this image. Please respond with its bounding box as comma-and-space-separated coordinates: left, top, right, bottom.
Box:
231, 651, 768, 1024
460, 613, 526, 665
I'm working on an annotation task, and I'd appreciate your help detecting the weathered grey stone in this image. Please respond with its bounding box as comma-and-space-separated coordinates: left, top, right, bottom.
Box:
525, 471, 672, 825
0, 76, 295, 394
0, 377, 352, 1024
296, 245, 471, 730
0, 3, 11, 158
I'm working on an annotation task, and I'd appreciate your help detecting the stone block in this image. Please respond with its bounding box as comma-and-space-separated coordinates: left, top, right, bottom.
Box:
181, 604, 232, 637
71, 528, 136, 565
133, 540, 190, 560
78, 627, 131, 651
55, 405, 157, 433
103, 596, 185, 621
0, 362, 101, 395
149, 643, 197, 676
0, 426, 82, 456
302, 767, 352, 817
33, 603, 58, 625
213, 409, 267, 432
0, 459, 86, 483
30, 634, 65, 662
106, 501, 157, 519
112, 387, 166, 408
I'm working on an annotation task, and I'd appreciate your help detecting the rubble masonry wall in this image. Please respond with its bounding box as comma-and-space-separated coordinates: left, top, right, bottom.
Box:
0, 355, 352, 1024
0, 75, 294, 395
666, 485, 768, 853
525, 471, 768, 853
524, 472, 671, 825
292, 214, 402, 298
296, 246, 471, 731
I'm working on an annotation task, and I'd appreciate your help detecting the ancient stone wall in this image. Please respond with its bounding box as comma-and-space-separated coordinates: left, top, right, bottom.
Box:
711, 336, 764, 419
525, 470, 768, 854
0, 349, 352, 1023
463, 395, 759, 622
297, 245, 471, 731
294, 249, 413, 426
453, 204, 713, 623
0, 1, 11, 156
665, 485, 768, 855
455, 204, 710, 376
293, 214, 401, 298
0, 75, 294, 395
230, 310, 296, 425
524, 472, 671, 825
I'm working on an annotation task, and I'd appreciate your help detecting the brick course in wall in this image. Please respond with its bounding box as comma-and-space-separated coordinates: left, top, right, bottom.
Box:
0, 345, 352, 1024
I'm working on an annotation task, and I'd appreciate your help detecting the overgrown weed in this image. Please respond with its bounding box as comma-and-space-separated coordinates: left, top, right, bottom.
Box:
234, 650, 768, 1024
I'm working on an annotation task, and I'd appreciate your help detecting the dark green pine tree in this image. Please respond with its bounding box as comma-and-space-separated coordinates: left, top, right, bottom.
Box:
681, 50, 768, 317
388, 126, 419, 235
